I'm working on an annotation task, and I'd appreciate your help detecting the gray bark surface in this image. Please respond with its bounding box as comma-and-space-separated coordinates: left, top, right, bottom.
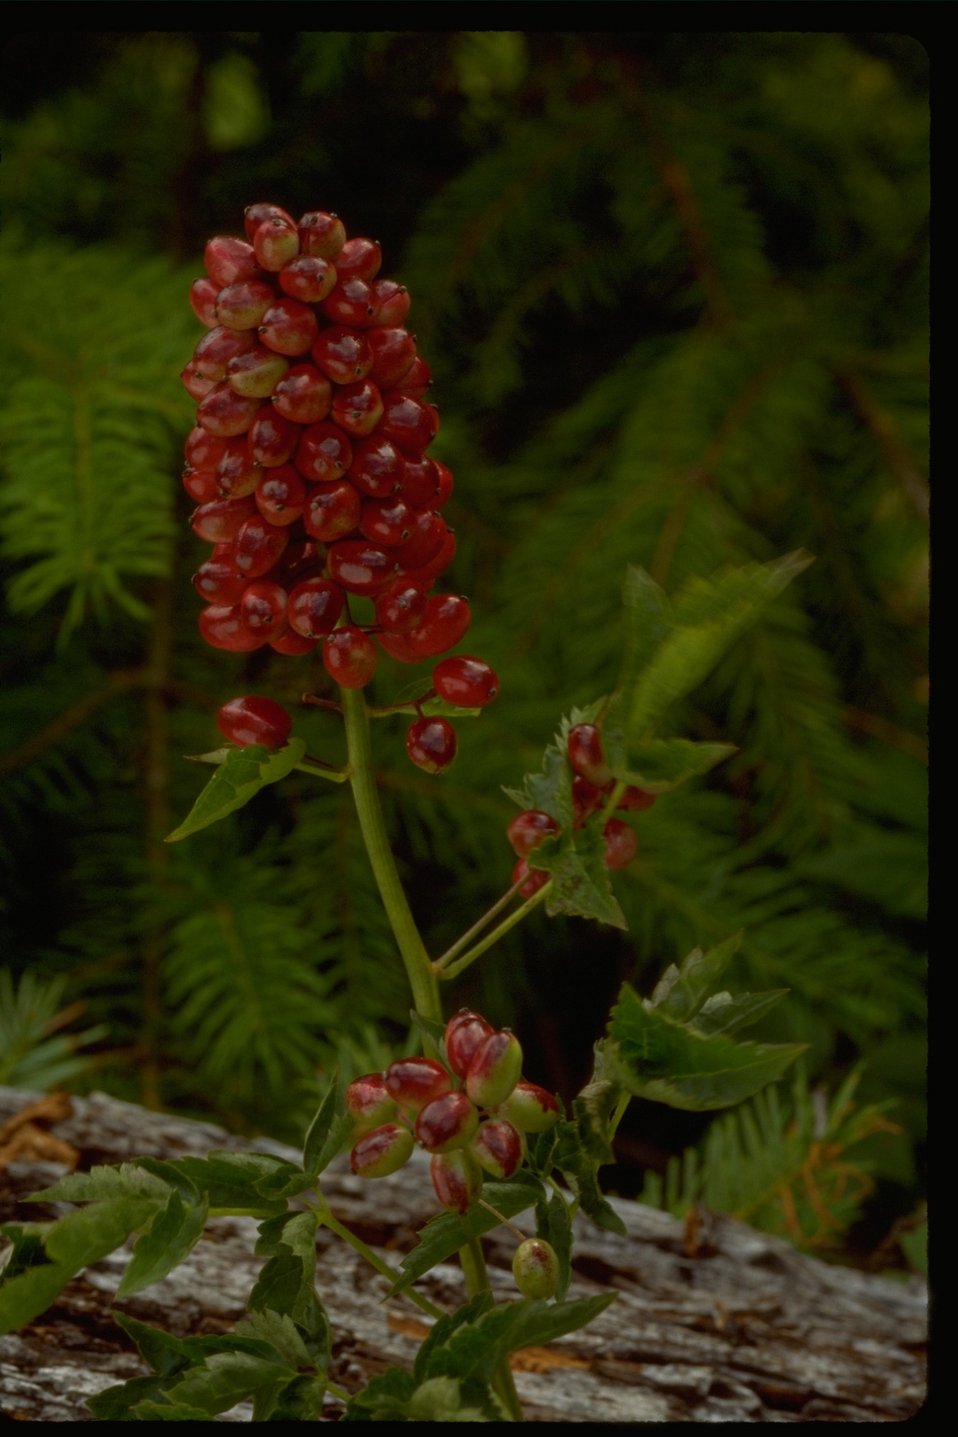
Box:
0, 1087, 927, 1422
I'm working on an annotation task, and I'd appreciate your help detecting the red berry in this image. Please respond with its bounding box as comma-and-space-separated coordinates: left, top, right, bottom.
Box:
271, 364, 332, 424
226, 346, 290, 399
365, 326, 417, 389
249, 409, 300, 468
415, 1091, 479, 1153
567, 723, 613, 787
512, 1238, 559, 1299
297, 210, 346, 258
405, 716, 457, 774
470, 1118, 523, 1180
602, 817, 637, 870
359, 497, 413, 548
258, 297, 319, 356
349, 436, 404, 499
196, 383, 259, 437
278, 253, 337, 304
243, 202, 295, 241
512, 857, 550, 899
239, 580, 288, 636
311, 326, 373, 385
232, 516, 289, 578
214, 445, 262, 499
430, 1150, 482, 1214
295, 421, 354, 483
303, 481, 362, 542
321, 275, 379, 328
191, 495, 257, 544
379, 593, 471, 662
181, 363, 216, 400
255, 466, 308, 526
327, 539, 396, 597
507, 810, 560, 858
444, 1010, 494, 1080
200, 604, 269, 652
331, 379, 384, 437
384, 1057, 451, 1113
323, 626, 378, 689
572, 774, 610, 827
287, 578, 346, 639
432, 656, 499, 708
377, 392, 439, 455
192, 555, 247, 605
397, 356, 432, 398
617, 785, 657, 813
369, 278, 410, 327
214, 279, 275, 330
204, 235, 260, 288
374, 578, 427, 634
252, 215, 300, 271
193, 324, 257, 380
217, 695, 292, 748
335, 236, 383, 281
190, 277, 220, 327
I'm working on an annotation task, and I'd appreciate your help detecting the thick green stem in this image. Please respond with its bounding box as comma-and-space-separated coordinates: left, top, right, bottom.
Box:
459, 1232, 524, 1422
340, 686, 441, 1026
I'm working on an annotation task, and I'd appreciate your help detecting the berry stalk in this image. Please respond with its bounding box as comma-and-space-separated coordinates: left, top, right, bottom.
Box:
434, 878, 552, 981
340, 684, 441, 1027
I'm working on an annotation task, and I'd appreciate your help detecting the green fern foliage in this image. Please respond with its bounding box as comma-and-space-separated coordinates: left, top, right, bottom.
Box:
0, 971, 106, 1090
0, 243, 192, 633
640, 1068, 900, 1255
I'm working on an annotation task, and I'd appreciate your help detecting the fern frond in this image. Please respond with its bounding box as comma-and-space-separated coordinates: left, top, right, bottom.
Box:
0, 970, 105, 1089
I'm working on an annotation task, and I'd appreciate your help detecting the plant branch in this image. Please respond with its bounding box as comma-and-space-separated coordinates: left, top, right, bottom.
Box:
436, 882, 552, 982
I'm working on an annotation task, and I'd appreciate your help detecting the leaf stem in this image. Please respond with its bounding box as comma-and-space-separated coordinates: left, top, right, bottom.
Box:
436, 882, 552, 982
458, 1229, 524, 1421
340, 686, 441, 1027
313, 1198, 445, 1321
432, 877, 527, 971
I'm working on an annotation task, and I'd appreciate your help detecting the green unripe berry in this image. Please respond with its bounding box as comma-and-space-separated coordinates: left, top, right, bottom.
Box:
512, 1237, 560, 1299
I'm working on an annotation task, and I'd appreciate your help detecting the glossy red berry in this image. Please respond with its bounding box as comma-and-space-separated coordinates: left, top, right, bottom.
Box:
287, 578, 346, 639
430, 1150, 483, 1214
602, 817, 637, 870
617, 785, 657, 813
297, 210, 346, 258
252, 215, 300, 271
432, 656, 499, 708
470, 1119, 523, 1180
512, 1238, 559, 1300
244, 202, 295, 241
217, 695, 292, 749
507, 811, 560, 858
444, 1010, 495, 1080
405, 716, 457, 774
567, 723, 613, 787
384, 1056, 452, 1114
204, 235, 260, 288
323, 627, 378, 689
512, 857, 550, 899
414, 1091, 480, 1154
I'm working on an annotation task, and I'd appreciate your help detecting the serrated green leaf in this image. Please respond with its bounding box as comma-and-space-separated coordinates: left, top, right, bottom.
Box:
647, 934, 744, 1022
30, 1162, 172, 1204
422, 1294, 617, 1386
608, 983, 806, 1110
343, 1367, 417, 1421
389, 1176, 543, 1296
163, 1350, 292, 1416
162, 1152, 292, 1215
127, 1400, 215, 1421
165, 739, 307, 842
532, 824, 626, 929
413, 1293, 494, 1382
116, 1190, 209, 1298
690, 988, 790, 1037
235, 1308, 313, 1370
255, 1374, 328, 1422
303, 1074, 350, 1180
0, 1197, 160, 1334
549, 1050, 627, 1236
87, 1377, 181, 1420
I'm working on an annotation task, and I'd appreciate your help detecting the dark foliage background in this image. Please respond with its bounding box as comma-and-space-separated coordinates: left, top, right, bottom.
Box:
0, 29, 926, 1272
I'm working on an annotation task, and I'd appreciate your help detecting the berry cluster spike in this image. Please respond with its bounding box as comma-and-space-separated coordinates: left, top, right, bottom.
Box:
345, 1008, 558, 1212
183, 203, 499, 771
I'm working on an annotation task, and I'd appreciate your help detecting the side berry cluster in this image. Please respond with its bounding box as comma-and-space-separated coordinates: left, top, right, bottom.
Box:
346, 1009, 558, 1215
183, 202, 499, 771
508, 722, 656, 894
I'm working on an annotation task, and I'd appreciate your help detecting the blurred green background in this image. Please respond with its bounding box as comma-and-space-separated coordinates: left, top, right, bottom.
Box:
0, 30, 926, 1271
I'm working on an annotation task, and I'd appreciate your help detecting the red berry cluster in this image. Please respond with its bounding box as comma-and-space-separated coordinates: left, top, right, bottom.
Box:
508, 723, 656, 895
346, 1009, 558, 1213
183, 203, 499, 769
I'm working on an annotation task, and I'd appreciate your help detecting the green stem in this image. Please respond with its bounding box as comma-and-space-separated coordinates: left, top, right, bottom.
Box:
432, 878, 527, 972
314, 1200, 445, 1321
340, 686, 441, 1026
459, 1231, 524, 1422
437, 882, 552, 982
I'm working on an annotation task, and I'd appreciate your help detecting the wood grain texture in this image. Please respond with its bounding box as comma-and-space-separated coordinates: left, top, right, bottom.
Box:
0, 1088, 927, 1423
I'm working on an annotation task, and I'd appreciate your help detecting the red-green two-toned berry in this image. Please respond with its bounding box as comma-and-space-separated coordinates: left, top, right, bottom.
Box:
465, 1030, 523, 1110
603, 817, 637, 870
384, 1056, 451, 1114
414, 1091, 480, 1154
345, 1073, 398, 1135
444, 1010, 494, 1080
217, 695, 292, 749
470, 1118, 523, 1180
430, 1149, 483, 1214
350, 1122, 414, 1178
497, 1081, 560, 1134
512, 1237, 560, 1299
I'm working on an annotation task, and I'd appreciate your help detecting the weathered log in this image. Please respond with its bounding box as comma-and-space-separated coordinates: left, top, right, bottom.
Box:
0, 1087, 927, 1422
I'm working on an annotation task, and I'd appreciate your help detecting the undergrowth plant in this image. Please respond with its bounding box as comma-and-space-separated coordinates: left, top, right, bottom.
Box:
0, 202, 820, 1421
